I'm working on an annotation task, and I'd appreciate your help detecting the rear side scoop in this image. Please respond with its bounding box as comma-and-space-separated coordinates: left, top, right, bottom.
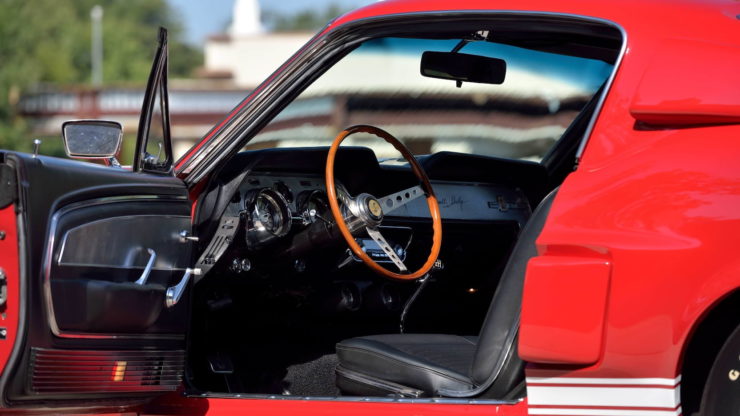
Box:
630, 38, 740, 126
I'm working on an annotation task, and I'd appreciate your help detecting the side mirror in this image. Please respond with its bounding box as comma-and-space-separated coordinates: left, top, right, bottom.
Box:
62, 120, 123, 159
421, 51, 506, 85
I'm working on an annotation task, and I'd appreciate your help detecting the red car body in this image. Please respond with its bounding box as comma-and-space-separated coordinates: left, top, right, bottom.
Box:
1, 0, 739, 415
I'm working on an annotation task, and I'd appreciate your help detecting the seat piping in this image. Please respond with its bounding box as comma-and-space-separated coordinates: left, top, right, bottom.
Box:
436, 317, 520, 397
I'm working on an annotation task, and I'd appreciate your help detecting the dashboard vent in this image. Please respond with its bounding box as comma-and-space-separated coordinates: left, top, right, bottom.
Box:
29, 348, 185, 394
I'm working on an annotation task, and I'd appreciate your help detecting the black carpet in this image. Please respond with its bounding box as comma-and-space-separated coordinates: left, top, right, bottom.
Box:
282, 354, 340, 397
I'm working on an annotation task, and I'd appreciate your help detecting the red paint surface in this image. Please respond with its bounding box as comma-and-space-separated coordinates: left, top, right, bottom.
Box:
144, 393, 529, 416
518, 0, 740, 382
528, 119, 740, 380
630, 38, 740, 125
5, 0, 740, 412
520, 256, 612, 364
0, 205, 20, 376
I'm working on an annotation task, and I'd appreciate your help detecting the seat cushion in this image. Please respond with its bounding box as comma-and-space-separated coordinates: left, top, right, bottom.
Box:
336, 334, 478, 395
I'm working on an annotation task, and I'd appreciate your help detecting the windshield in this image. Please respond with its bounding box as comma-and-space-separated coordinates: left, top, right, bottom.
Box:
247, 36, 613, 162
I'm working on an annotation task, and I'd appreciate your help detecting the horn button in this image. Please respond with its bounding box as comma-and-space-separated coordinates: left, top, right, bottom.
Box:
353, 193, 384, 225
367, 198, 383, 220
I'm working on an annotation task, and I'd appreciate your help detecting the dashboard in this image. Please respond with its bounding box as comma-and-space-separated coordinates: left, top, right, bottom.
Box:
222, 172, 532, 253
196, 147, 547, 278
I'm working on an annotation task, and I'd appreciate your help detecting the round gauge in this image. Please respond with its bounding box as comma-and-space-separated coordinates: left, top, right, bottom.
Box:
303, 190, 329, 222
245, 189, 291, 249
297, 190, 329, 224
307, 193, 328, 214
255, 194, 279, 231
273, 181, 293, 203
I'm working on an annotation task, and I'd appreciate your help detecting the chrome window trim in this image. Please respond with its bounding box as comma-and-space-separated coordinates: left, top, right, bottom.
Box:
43, 195, 188, 340
574, 19, 628, 163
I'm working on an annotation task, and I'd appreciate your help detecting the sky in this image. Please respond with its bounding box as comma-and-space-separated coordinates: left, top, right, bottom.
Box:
168, 0, 372, 46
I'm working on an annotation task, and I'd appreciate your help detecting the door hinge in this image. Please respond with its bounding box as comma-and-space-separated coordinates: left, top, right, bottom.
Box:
0, 268, 7, 307
0, 164, 18, 209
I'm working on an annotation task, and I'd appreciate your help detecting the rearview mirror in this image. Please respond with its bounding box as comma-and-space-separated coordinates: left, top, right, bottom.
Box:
62, 120, 123, 159
421, 51, 506, 85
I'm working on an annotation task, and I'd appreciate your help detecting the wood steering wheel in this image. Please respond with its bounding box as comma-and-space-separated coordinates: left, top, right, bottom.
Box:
325, 125, 443, 280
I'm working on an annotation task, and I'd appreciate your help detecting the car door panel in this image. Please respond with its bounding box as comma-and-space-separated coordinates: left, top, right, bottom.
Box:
0, 152, 193, 406
49, 202, 191, 336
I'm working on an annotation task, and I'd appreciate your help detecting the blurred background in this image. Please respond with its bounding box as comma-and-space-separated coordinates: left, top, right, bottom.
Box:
1, 0, 605, 164
0, 0, 368, 163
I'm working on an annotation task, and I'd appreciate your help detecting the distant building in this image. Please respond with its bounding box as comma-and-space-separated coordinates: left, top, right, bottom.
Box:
18, 84, 249, 158
202, 0, 313, 88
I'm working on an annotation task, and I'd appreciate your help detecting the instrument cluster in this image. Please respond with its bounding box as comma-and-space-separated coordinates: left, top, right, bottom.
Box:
238, 173, 347, 250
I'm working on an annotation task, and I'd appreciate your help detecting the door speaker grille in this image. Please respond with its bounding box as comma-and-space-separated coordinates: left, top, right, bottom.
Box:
29, 348, 185, 394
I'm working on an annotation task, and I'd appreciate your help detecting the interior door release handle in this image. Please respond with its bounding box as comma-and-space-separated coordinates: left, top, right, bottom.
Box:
134, 248, 157, 285
179, 230, 199, 243
166, 267, 201, 308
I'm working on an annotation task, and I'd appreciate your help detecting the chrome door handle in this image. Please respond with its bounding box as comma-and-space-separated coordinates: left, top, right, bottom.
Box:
165, 267, 201, 308
134, 248, 157, 285
179, 230, 199, 243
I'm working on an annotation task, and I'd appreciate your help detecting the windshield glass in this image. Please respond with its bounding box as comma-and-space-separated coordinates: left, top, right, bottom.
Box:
248, 36, 613, 162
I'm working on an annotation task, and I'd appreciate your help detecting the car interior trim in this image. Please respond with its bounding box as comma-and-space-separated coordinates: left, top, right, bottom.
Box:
43, 196, 189, 341
57, 214, 191, 271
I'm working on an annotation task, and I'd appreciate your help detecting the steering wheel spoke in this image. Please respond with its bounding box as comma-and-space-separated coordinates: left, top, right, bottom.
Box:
366, 227, 408, 272
379, 185, 424, 215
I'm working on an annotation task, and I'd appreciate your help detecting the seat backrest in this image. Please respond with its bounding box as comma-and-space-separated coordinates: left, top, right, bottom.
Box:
469, 189, 558, 393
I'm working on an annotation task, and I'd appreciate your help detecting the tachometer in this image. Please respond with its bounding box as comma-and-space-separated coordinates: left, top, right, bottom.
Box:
296, 183, 351, 225
297, 190, 329, 224
244, 188, 292, 249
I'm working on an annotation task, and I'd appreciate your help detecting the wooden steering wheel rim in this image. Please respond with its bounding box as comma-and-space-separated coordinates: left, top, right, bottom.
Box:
325, 125, 443, 280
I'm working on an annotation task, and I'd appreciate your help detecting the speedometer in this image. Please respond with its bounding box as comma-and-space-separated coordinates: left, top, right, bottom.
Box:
245, 188, 292, 249
255, 193, 280, 231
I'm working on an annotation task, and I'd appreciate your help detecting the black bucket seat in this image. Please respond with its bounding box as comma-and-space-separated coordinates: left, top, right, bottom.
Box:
335, 189, 557, 398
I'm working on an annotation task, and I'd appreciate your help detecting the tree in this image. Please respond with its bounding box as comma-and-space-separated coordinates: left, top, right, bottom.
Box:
0, 0, 202, 152
263, 4, 349, 33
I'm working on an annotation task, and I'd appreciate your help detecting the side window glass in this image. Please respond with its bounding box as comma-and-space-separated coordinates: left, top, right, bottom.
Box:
134, 28, 173, 173
142, 85, 170, 169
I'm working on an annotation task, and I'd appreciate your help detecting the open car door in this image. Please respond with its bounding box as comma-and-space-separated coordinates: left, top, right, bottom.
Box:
0, 29, 194, 410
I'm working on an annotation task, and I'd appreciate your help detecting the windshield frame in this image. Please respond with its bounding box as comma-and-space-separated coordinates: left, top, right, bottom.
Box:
175, 11, 626, 187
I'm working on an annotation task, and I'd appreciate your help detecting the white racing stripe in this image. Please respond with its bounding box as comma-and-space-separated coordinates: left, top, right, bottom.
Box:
528, 385, 680, 408
529, 408, 682, 416
526, 377, 682, 416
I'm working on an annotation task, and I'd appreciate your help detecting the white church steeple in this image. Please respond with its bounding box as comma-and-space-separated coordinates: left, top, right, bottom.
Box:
231, 0, 263, 37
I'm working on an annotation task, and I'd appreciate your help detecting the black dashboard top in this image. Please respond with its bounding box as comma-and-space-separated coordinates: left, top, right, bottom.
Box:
218, 147, 547, 202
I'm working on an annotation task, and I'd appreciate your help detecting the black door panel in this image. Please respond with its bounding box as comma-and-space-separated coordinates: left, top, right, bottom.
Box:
51, 277, 168, 333
0, 153, 192, 406
48, 200, 192, 336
